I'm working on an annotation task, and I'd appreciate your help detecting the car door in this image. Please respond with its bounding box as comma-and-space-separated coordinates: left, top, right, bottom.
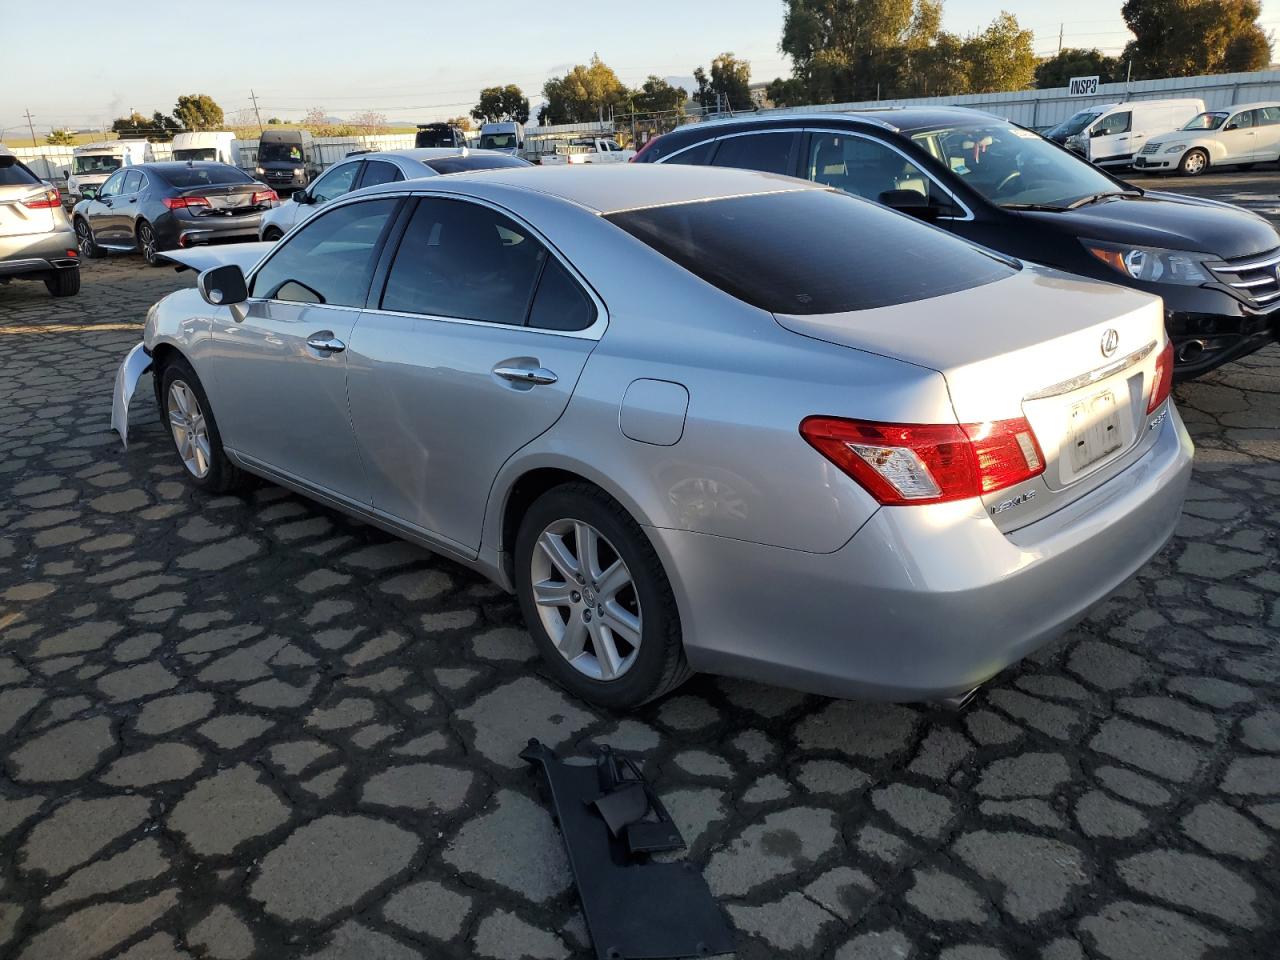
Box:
1219, 109, 1260, 161
1089, 110, 1132, 164
87, 169, 128, 242
297, 159, 363, 228
346, 195, 602, 555
209, 196, 402, 503
117, 170, 145, 242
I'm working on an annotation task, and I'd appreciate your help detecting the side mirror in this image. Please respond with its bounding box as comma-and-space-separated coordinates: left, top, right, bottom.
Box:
197, 264, 248, 307
879, 189, 939, 222
293, 190, 309, 204
81, 185, 99, 200
1225, 122, 1240, 131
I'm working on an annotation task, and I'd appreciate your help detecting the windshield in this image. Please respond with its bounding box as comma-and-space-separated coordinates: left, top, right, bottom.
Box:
259, 142, 304, 163
173, 148, 217, 161
1050, 110, 1102, 139
912, 122, 1121, 210
73, 154, 122, 175
479, 133, 516, 150
1182, 112, 1228, 131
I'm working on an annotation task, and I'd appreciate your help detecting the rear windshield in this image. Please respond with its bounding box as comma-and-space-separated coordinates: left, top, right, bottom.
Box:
606, 189, 1014, 314
416, 128, 457, 147
424, 155, 531, 175
0, 157, 40, 185
158, 165, 254, 188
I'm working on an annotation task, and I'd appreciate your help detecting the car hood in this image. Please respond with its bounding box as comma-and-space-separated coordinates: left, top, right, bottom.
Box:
157, 242, 274, 275
1018, 191, 1279, 259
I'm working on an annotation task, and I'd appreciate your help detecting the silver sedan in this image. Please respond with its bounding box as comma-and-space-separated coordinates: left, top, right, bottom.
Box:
111, 165, 1193, 709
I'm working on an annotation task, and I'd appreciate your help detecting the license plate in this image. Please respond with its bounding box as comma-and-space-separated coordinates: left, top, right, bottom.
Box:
207, 193, 250, 210
1069, 390, 1122, 471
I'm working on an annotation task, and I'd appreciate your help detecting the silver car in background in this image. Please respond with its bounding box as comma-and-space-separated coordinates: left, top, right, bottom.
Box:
111, 166, 1193, 709
258, 147, 531, 240
1, 150, 80, 297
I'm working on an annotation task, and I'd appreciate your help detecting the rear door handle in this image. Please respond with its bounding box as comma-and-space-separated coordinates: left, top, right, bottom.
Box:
306, 334, 346, 353
493, 365, 557, 385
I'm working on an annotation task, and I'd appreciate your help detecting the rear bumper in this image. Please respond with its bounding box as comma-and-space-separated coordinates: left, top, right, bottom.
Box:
161, 212, 266, 248
654, 404, 1193, 701
0, 228, 79, 278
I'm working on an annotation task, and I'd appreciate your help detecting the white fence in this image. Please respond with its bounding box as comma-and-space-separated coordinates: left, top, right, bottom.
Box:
760, 69, 1280, 130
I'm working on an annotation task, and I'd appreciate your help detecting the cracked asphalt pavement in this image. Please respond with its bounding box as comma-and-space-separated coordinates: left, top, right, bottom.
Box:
1, 230, 1278, 960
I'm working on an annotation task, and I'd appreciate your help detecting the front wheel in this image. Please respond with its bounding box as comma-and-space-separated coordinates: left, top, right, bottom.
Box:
157, 356, 249, 494
514, 483, 690, 710
1179, 149, 1209, 176
44, 268, 80, 298
75, 218, 106, 259
262, 226, 284, 242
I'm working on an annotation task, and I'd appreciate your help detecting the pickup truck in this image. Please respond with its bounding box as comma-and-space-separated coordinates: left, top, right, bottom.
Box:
540, 138, 637, 165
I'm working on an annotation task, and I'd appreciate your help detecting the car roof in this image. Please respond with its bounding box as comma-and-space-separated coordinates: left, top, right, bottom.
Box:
685, 105, 1000, 136
1224, 101, 1280, 111
351, 163, 823, 214
365, 148, 507, 162
138, 161, 246, 173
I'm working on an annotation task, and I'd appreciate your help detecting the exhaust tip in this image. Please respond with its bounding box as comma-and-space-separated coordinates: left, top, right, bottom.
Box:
1177, 339, 1207, 363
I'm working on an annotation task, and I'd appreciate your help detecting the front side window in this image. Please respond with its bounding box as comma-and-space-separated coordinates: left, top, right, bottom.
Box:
711, 132, 797, 175
607, 189, 1013, 315
360, 160, 404, 188
912, 121, 1119, 209
310, 161, 361, 203
1226, 111, 1255, 130
382, 198, 546, 325
807, 133, 954, 214
98, 170, 127, 197
251, 198, 397, 307
1093, 112, 1131, 136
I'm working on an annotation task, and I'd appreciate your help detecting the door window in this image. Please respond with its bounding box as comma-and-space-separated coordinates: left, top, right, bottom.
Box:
528, 258, 597, 331
1226, 111, 1255, 130
359, 160, 404, 188
711, 132, 798, 175
805, 133, 950, 211
381, 198, 547, 326
310, 161, 362, 203
122, 170, 144, 194
664, 140, 716, 165
1255, 106, 1280, 125
98, 170, 127, 198
1092, 112, 1131, 136
251, 198, 398, 306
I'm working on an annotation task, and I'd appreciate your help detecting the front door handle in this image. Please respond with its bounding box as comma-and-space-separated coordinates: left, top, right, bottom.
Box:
493, 365, 557, 385
306, 334, 346, 353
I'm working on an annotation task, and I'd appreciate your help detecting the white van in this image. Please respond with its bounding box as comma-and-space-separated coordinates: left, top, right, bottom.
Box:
1048, 99, 1206, 168
65, 140, 154, 202
171, 131, 237, 165
478, 121, 524, 156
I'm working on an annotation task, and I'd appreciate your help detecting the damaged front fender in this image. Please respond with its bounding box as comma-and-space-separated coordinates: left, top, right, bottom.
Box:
111, 342, 152, 450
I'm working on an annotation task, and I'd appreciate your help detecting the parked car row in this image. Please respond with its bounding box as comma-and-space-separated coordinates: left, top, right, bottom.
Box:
111, 162, 1194, 709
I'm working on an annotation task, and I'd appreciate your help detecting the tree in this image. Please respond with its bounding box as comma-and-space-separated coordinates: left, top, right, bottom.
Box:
351, 111, 389, 133
45, 129, 75, 146
447, 115, 474, 132
708, 52, 752, 111
1035, 48, 1121, 89
692, 67, 712, 110
471, 85, 530, 124
173, 94, 225, 131
1122, 0, 1272, 78
541, 55, 630, 124
629, 76, 687, 116
963, 13, 1035, 94
267, 117, 283, 125
111, 112, 149, 135
148, 111, 181, 141
765, 75, 809, 107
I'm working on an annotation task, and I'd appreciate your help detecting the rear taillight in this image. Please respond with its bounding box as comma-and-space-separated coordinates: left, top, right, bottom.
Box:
253, 189, 278, 204
22, 188, 61, 209
162, 196, 210, 210
1147, 339, 1174, 414
800, 416, 1045, 506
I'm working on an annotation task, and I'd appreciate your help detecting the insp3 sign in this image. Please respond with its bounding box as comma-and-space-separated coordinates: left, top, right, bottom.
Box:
1068, 76, 1100, 96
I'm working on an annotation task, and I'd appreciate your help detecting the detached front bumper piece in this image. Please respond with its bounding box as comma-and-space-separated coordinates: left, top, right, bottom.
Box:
111, 342, 152, 449
521, 739, 734, 960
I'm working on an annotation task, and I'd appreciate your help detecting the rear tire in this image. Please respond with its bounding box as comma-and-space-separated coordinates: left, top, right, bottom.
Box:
514, 483, 691, 710
75, 218, 106, 259
1179, 149, 1209, 176
137, 221, 163, 266
44, 268, 80, 298
156, 355, 249, 494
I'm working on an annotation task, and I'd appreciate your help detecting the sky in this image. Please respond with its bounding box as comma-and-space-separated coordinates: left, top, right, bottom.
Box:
3, 0, 1278, 139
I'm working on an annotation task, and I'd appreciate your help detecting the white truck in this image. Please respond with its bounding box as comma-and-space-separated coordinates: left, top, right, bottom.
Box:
64, 140, 154, 203
539, 137, 637, 165
171, 131, 237, 165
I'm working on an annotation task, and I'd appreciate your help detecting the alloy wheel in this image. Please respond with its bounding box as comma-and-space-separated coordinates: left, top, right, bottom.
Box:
139, 224, 157, 264
167, 380, 211, 478
75, 220, 94, 256
529, 518, 642, 681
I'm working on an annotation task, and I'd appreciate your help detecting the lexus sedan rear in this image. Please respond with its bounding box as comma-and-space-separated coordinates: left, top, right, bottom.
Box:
111, 166, 1193, 709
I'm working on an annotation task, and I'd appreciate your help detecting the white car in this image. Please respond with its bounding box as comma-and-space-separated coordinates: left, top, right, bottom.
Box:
1135, 102, 1280, 176
257, 148, 530, 240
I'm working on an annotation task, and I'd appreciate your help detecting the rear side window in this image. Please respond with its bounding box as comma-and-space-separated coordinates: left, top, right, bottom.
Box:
424, 155, 531, 174
607, 189, 1013, 314
359, 160, 404, 188
122, 171, 144, 194
252, 198, 397, 307
0, 157, 40, 186
159, 165, 253, 188
528, 258, 596, 331
711, 132, 797, 175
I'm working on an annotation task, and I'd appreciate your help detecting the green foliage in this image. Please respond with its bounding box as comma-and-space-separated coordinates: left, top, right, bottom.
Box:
709, 52, 752, 111
964, 13, 1036, 93
1122, 0, 1272, 78
471, 85, 530, 124
148, 111, 181, 142
173, 94, 224, 131
692, 67, 712, 110
111, 112, 149, 135
629, 76, 687, 116
267, 117, 283, 125
1035, 48, 1122, 89
45, 129, 75, 146
541, 55, 630, 124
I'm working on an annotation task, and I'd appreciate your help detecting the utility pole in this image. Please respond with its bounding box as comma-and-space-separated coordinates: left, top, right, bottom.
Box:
24, 107, 37, 147
1058, 23, 1064, 55
250, 89, 264, 133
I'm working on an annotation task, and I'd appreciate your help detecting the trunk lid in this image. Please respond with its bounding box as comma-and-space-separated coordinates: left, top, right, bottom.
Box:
0, 182, 56, 238
179, 183, 261, 217
775, 265, 1168, 531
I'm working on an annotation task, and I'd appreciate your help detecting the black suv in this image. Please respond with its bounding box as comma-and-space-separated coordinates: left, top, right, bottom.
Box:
415, 123, 468, 149
635, 107, 1280, 379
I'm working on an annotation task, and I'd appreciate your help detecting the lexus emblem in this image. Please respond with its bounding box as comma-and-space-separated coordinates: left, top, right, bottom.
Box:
1100, 328, 1119, 358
